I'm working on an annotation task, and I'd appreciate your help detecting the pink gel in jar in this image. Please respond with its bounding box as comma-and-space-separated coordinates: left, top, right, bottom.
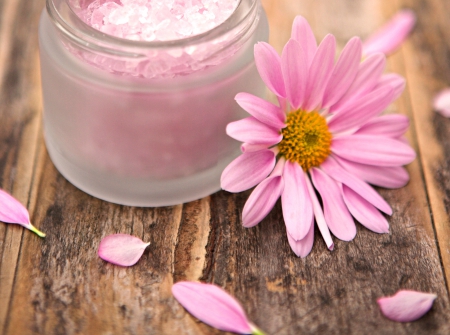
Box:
39, 0, 268, 206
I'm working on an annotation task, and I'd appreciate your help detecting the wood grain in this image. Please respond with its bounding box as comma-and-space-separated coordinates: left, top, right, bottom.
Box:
395, 0, 450, 294
1, 0, 450, 334
0, 0, 46, 331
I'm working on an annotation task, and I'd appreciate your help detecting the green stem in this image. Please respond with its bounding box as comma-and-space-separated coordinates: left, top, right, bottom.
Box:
251, 325, 267, 335
28, 223, 46, 238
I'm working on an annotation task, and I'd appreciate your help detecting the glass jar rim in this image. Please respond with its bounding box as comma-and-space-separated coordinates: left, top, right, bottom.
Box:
47, 0, 259, 52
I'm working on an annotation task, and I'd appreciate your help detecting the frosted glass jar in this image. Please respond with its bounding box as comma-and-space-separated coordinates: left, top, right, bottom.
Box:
39, 0, 268, 206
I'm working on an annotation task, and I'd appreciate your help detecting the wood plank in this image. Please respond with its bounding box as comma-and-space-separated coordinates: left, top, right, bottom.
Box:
200, 4, 450, 330
0, 0, 47, 331
394, 0, 450, 294
4, 160, 213, 334
200, 1, 450, 333
0, 0, 21, 90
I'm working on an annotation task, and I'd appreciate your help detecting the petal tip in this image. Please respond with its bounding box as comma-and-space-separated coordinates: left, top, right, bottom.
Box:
434, 88, 450, 117
242, 220, 259, 228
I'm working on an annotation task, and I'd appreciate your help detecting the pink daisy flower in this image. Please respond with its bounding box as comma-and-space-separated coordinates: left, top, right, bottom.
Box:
221, 16, 416, 257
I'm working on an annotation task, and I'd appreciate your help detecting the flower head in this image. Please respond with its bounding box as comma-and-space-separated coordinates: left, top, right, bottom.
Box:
221, 15, 416, 257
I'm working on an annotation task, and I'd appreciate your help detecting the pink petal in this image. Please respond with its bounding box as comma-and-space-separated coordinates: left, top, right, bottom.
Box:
281, 39, 308, 110
342, 185, 389, 233
398, 136, 410, 145
235, 93, 286, 129
321, 156, 392, 215
172, 281, 253, 334
291, 16, 317, 66
333, 155, 410, 189
226, 117, 282, 146
433, 88, 450, 117
328, 85, 395, 133
0, 189, 45, 237
356, 114, 410, 138
254, 42, 286, 98
310, 168, 356, 241
322, 37, 362, 108
242, 160, 285, 228
363, 10, 416, 56
287, 222, 314, 258
98, 234, 150, 266
331, 53, 386, 113
221, 150, 276, 193
377, 290, 437, 322
375, 73, 406, 101
304, 34, 336, 111
0, 190, 29, 224
331, 135, 416, 167
240, 143, 269, 153
305, 176, 334, 250
281, 161, 313, 241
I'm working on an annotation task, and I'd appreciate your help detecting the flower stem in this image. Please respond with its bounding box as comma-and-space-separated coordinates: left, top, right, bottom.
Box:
251, 325, 267, 335
28, 223, 46, 238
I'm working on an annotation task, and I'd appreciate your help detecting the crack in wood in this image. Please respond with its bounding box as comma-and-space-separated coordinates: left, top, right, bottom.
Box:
173, 198, 211, 283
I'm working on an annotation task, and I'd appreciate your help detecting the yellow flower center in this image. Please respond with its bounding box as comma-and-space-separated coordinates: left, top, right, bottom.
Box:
278, 110, 332, 171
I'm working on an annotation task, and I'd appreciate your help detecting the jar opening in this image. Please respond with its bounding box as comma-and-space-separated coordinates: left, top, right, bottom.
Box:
47, 0, 259, 78
68, 0, 241, 43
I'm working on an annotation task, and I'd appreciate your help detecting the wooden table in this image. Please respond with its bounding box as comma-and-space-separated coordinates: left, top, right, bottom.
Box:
1, 0, 450, 334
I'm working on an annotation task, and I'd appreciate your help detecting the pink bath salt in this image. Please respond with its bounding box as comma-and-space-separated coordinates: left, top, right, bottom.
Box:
71, 0, 240, 42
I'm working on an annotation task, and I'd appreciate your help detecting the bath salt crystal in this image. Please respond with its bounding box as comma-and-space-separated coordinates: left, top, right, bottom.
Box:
71, 0, 240, 42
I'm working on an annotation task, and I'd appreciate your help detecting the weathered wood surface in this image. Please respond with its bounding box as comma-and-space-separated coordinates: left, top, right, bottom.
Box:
1, 0, 450, 334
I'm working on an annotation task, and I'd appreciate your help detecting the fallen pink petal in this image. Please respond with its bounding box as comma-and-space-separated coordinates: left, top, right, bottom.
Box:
98, 234, 150, 266
363, 9, 416, 55
0, 189, 45, 237
433, 88, 450, 117
377, 290, 437, 322
172, 281, 265, 334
